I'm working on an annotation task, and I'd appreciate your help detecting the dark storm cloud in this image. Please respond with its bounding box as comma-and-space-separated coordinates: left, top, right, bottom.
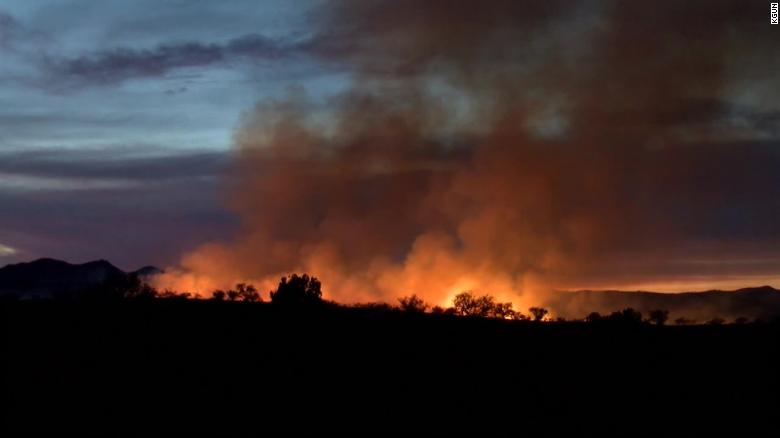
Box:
42, 34, 302, 88
0, 148, 229, 182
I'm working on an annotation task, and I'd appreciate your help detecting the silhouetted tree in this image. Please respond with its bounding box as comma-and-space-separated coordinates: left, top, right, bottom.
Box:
431, 306, 445, 314
101, 274, 157, 300
528, 307, 549, 322
474, 295, 497, 316
585, 312, 603, 323
453, 292, 496, 317
490, 302, 516, 319
236, 283, 260, 302
707, 317, 725, 325
398, 294, 429, 313
647, 309, 669, 326
212, 290, 226, 301
451, 293, 523, 319
608, 308, 643, 324
270, 274, 322, 305
227, 290, 240, 302
453, 292, 478, 316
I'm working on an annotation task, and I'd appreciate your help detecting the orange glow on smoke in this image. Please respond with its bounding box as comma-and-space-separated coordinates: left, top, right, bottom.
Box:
154, 1, 780, 310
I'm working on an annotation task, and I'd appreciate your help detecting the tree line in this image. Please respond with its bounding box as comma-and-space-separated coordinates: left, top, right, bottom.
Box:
78, 272, 764, 326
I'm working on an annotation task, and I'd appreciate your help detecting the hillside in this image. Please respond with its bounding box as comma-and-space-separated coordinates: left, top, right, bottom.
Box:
545, 286, 780, 322
0, 258, 159, 299
1, 299, 777, 435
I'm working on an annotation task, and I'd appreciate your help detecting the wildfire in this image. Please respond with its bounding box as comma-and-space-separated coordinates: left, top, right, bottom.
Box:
155, 0, 774, 310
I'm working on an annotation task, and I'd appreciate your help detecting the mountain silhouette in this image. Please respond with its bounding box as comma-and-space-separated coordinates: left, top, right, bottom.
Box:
0, 258, 161, 299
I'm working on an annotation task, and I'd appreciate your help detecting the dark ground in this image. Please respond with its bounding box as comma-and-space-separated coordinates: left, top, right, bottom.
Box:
2, 300, 778, 436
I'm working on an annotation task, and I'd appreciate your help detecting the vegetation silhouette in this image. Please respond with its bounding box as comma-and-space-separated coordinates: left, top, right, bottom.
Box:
212, 284, 260, 302
398, 294, 429, 313
2, 271, 778, 435
452, 291, 521, 319
64, 272, 774, 330
528, 306, 549, 322
585, 311, 603, 323
431, 305, 457, 315
647, 309, 669, 326
608, 308, 644, 324
270, 274, 323, 305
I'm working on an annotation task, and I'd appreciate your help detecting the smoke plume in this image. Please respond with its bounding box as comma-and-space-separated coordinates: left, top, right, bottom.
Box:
157, 0, 780, 310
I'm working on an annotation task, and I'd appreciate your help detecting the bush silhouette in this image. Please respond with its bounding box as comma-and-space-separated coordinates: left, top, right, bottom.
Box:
99, 274, 157, 300
453, 292, 498, 317
452, 292, 520, 319
491, 302, 517, 319
647, 309, 669, 326
607, 308, 643, 324
528, 307, 549, 322
158, 289, 190, 300
212, 290, 226, 301
585, 312, 603, 322
453, 292, 488, 316
270, 274, 322, 305
398, 294, 429, 313
236, 283, 260, 302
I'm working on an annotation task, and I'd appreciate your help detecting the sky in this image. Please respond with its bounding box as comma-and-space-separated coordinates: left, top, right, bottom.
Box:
0, 0, 347, 269
1, 1, 780, 299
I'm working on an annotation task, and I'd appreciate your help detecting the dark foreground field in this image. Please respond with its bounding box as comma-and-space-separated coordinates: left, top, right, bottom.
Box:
3, 300, 779, 436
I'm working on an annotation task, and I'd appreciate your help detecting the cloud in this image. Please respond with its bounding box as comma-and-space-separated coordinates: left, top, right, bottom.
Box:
41, 34, 303, 89
0, 10, 21, 48
0, 243, 17, 257
0, 148, 230, 183
0, 9, 52, 54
